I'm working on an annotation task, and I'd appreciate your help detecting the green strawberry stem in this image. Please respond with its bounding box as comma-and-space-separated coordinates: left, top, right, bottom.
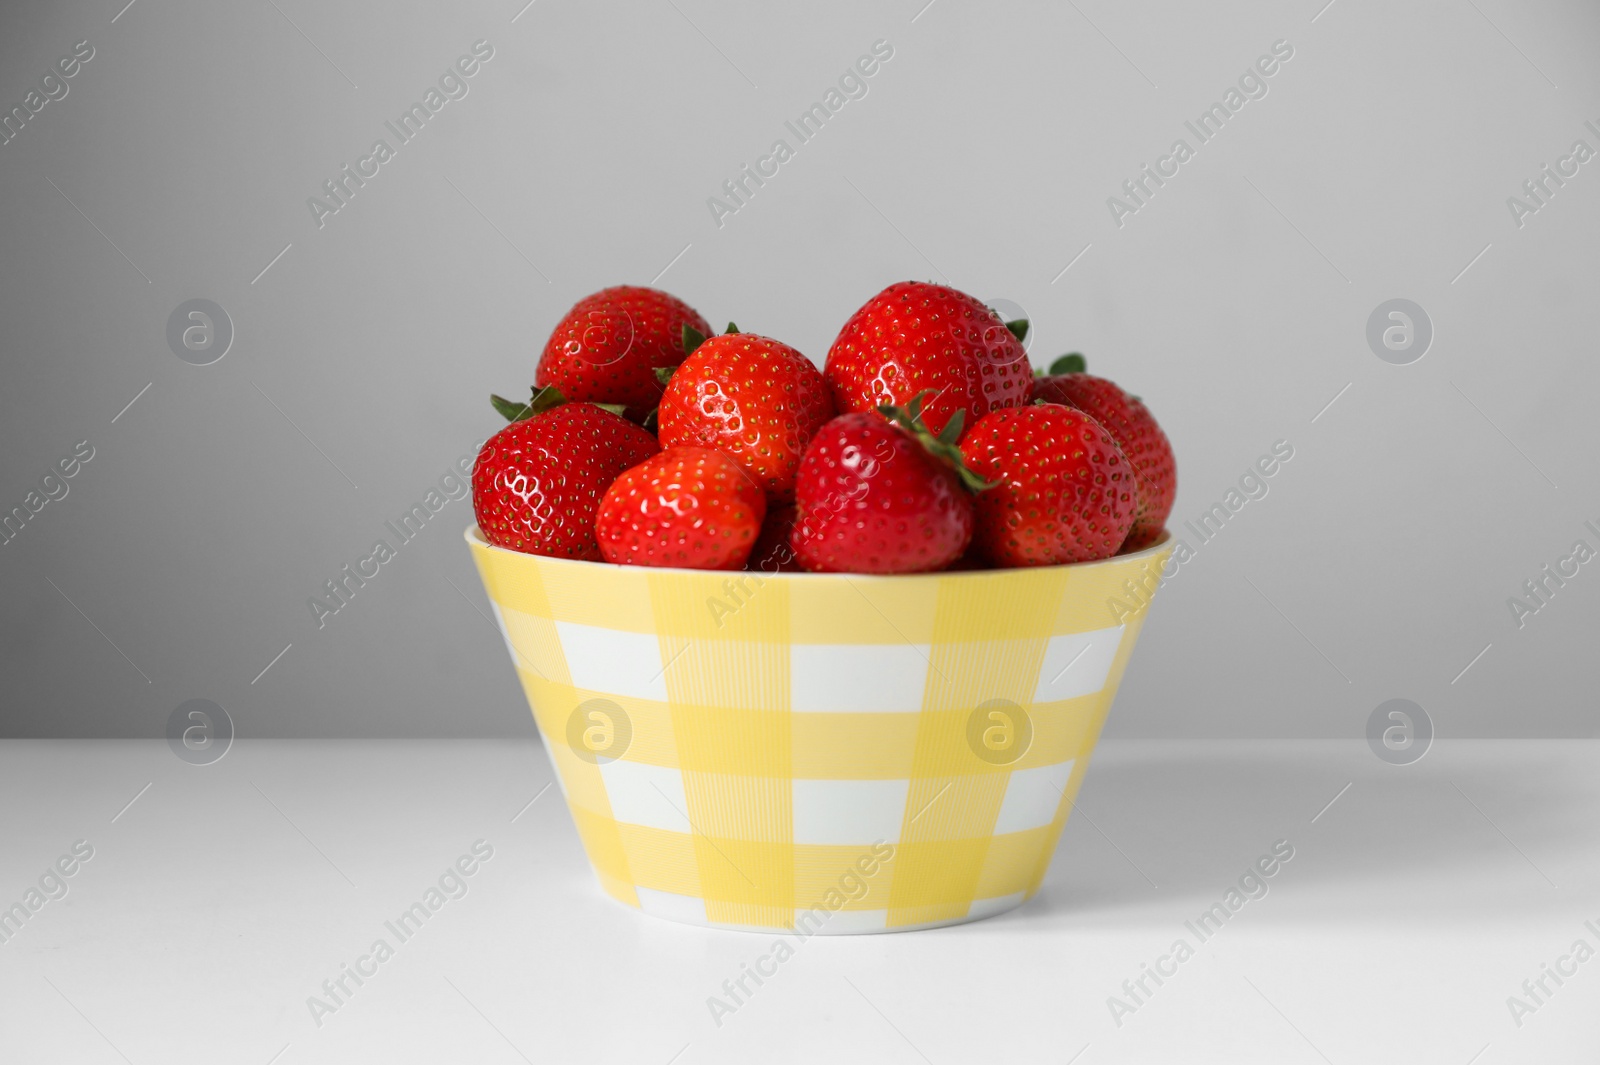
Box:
654, 365, 676, 386
1005, 319, 1028, 344
937, 409, 966, 445
490, 393, 534, 422
877, 389, 997, 494
1048, 352, 1086, 375
724, 321, 740, 334
491, 385, 625, 422
682, 323, 707, 356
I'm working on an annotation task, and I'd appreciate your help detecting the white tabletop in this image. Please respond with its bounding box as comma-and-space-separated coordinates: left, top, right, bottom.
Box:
1, 738, 1594, 1064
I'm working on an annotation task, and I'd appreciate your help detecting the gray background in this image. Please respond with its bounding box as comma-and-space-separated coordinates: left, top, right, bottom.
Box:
1, 0, 1595, 739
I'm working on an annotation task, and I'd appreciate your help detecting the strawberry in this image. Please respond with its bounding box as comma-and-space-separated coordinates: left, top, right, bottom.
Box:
789, 398, 981, 574
1032, 354, 1175, 551
824, 281, 1032, 437
595, 447, 766, 569
959, 403, 1138, 566
535, 286, 711, 421
657, 332, 835, 501
746, 503, 803, 573
473, 392, 659, 559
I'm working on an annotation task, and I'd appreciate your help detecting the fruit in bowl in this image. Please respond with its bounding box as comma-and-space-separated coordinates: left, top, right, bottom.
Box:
789, 396, 985, 575
1031, 353, 1177, 552
824, 280, 1033, 436
535, 285, 710, 422
465, 281, 1178, 933
594, 446, 767, 570
657, 330, 835, 502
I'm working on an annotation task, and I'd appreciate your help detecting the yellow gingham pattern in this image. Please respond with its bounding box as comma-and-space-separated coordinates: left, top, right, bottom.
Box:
467, 527, 1171, 933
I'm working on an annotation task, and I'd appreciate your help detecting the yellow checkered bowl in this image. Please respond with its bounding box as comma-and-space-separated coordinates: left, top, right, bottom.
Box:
467, 525, 1171, 934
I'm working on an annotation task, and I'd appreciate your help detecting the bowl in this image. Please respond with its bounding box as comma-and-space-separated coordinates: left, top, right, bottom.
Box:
466, 525, 1172, 933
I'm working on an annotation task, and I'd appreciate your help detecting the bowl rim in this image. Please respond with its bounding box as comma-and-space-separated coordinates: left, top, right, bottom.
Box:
464, 525, 1172, 581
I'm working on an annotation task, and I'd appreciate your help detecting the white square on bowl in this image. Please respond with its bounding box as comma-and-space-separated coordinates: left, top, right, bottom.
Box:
598, 760, 692, 832
966, 892, 1026, 921
556, 621, 670, 702
635, 887, 708, 925
815, 908, 889, 933
1033, 626, 1125, 702
992, 760, 1075, 834
791, 644, 930, 712
791, 778, 910, 845
489, 602, 524, 669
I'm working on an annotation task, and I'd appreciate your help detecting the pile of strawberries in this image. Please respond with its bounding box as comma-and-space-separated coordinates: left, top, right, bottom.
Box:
472, 281, 1176, 574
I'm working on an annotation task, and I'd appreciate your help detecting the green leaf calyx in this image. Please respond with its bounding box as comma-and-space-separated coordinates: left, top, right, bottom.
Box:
1047, 352, 1086, 376
876, 389, 997, 493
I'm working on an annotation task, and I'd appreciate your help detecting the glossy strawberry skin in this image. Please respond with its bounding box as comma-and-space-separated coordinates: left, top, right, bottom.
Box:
658, 334, 836, 502
535, 286, 711, 421
1032, 373, 1175, 550
790, 413, 973, 574
959, 404, 1138, 567
473, 404, 660, 559
824, 281, 1032, 437
594, 447, 766, 570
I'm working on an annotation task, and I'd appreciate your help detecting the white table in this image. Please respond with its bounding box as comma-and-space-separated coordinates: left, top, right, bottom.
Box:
2, 739, 1594, 1064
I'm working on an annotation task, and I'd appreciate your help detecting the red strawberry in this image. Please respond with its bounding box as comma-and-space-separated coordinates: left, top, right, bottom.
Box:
746, 503, 803, 574
473, 398, 659, 559
790, 406, 977, 574
1032, 354, 1176, 551
824, 281, 1032, 436
535, 286, 711, 421
595, 447, 766, 569
657, 333, 835, 501
959, 403, 1138, 566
